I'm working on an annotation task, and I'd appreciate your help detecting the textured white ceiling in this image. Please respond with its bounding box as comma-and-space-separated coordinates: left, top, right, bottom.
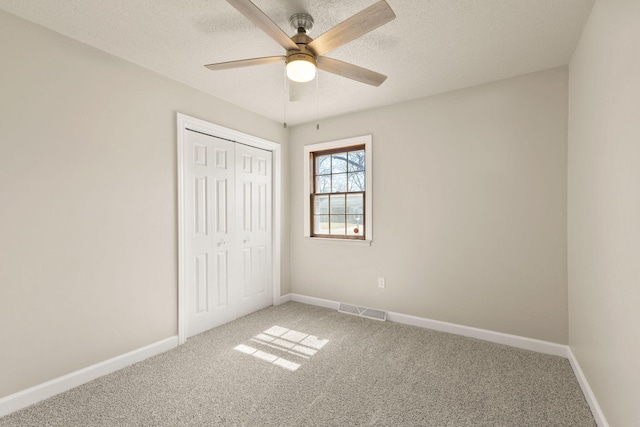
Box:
0, 0, 594, 125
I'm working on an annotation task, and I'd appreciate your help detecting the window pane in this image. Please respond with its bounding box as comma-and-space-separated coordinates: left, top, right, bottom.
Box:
330, 194, 346, 214
331, 153, 348, 173
308, 139, 368, 241
316, 175, 331, 193
316, 155, 331, 175
347, 150, 365, 172
314, 195, 329, 214
330, 215, 346, 235
346, 215, 364, 236
346, 193, 364, 214
314, 215, 329, 235
331, 173, 347, 193
347, 172, 365, 192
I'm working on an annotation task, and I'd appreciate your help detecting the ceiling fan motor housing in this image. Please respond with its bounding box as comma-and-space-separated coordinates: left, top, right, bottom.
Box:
286, 29, 316, 82
286, 51, 317, 67
287, 32, 317, 66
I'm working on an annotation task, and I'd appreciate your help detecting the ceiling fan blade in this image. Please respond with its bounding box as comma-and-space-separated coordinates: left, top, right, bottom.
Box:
317, 57, 387, 87
226, 0, 298, 51
308, 1, 396, 56
205, 56, 285, 71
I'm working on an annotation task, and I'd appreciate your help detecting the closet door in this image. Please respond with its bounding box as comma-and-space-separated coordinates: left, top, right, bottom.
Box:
184, 130, 236, 337
183, 130, 273, 339
235, 144, 273, 317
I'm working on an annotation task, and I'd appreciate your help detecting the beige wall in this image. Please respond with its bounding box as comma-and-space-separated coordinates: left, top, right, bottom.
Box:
0, 11, 287, 398
289, 68, 569, 344
568, 0, 640, 425
12, 3, 638, 418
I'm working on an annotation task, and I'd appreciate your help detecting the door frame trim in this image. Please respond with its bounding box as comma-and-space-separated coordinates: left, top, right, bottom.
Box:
176, 113, 282, 345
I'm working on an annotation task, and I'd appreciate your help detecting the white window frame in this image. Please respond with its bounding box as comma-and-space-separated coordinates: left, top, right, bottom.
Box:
303, 135, 372, 246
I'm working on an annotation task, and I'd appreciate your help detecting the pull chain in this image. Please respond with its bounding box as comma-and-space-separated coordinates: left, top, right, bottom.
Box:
283, 65, 288, 129
316, 72, 320, 130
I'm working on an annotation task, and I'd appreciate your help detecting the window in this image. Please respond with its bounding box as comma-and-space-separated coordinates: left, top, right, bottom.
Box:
303, 135, 372, 243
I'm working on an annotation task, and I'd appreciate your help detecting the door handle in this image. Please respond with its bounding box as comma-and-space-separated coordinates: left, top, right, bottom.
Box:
217, 238, 226, 246
243, 237, 250, 244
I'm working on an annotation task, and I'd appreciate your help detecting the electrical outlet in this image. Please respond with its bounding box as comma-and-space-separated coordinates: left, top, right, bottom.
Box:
378, 277, 386, 288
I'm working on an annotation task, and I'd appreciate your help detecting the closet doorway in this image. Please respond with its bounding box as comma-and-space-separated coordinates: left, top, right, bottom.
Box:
177, 114, 281, 344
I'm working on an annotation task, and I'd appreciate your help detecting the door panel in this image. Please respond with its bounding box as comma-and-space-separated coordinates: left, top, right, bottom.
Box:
194, 177, 208, 235
185, 130, 236, 338
257, 245, 267, 294
258, 183, 267, 231
242, 182, 252, 232
215, 179, 228, 233
242, 247, 252, 299
195, 253, 208, 313
216, 251, 228, 308
235, 144, 273, 317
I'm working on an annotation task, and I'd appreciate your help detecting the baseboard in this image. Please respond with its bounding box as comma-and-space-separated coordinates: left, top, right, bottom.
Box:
290, 293, 340, 310
566, 348, 610, 427
0, 336, 179, 418
277, 293, 292, 305
288, 294, 567, 357
388, 311, 569, 357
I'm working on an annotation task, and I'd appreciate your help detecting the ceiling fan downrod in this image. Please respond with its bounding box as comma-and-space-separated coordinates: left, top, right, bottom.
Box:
289, 13, 314, 35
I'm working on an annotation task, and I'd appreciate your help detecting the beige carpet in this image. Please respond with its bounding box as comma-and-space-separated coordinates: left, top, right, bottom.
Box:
0, 302, 596, 426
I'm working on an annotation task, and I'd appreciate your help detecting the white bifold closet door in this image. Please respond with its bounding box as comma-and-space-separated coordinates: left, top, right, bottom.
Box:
184, 130, 272, 338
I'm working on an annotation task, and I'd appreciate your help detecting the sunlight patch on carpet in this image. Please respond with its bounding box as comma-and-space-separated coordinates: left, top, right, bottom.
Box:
234, 326, 329, 371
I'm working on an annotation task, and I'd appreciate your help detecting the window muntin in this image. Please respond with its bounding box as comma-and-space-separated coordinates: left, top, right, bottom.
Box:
311, 145, 365, 239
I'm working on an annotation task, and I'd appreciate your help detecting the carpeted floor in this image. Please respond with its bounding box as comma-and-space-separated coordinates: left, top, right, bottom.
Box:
0, 302, 596, 426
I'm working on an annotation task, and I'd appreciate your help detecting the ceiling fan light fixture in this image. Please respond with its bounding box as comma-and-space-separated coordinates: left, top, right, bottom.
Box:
207, 0, 395, 88
286, 55, 317, 83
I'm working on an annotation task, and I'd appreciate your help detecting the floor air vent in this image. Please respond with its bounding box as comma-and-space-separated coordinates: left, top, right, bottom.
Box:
338, 303, 387, 321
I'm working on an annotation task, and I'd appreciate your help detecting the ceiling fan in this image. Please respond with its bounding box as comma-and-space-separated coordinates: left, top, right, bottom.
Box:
205, 0, 396, 87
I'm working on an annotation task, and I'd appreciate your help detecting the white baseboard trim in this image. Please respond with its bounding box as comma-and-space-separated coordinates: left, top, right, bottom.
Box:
277, 293, 292, 305
287, 294, 567, 357
388, 311, 569, 357
0, 336, 179, 418
290, 293, 340, 310
566, 348, 609, 427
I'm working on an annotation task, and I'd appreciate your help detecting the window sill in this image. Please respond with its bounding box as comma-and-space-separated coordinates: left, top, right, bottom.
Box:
303, 237, 372, 247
